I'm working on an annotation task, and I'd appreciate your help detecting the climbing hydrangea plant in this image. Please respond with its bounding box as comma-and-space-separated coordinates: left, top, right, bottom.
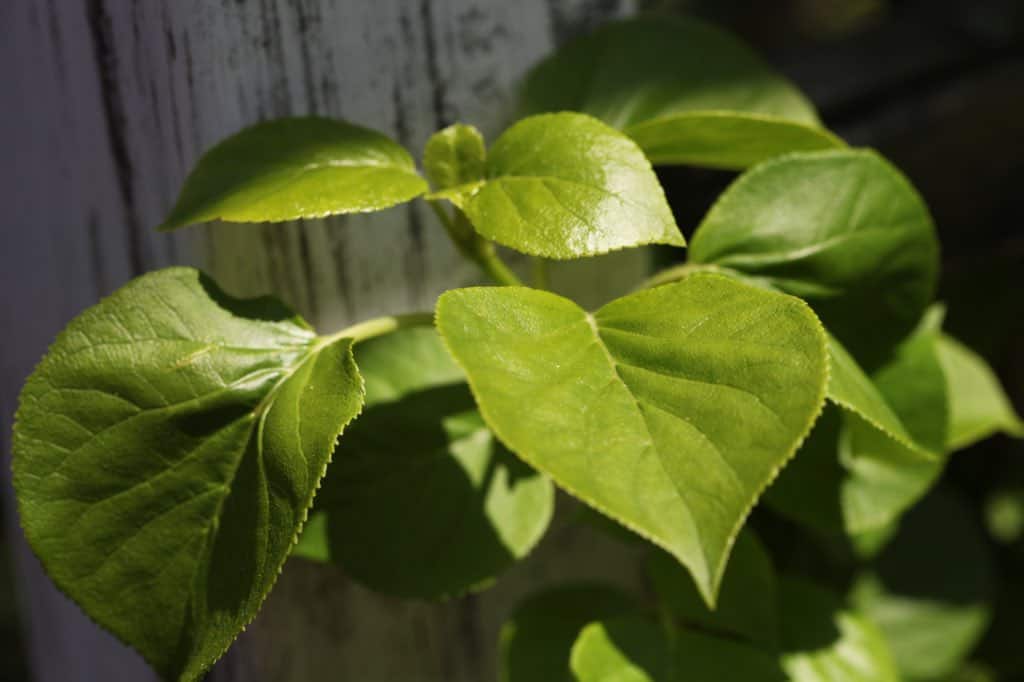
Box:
12, 16, 1023, 682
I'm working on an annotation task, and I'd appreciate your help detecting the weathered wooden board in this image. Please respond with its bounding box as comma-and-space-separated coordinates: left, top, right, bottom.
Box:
0, 1, 644, 680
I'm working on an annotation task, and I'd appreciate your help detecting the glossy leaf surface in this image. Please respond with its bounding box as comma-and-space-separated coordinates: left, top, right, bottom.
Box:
499, 584, 636, 682
160, 117, 427, 230
521, 17, 838, 169
293, 327, 553, 599
12, 268, 365, 681
690, 150, 938, 365
437, 274, 828, 603
432, 112, 684, 259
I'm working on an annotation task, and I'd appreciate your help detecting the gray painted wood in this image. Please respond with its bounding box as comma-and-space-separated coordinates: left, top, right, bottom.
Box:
0, 1, 643, 680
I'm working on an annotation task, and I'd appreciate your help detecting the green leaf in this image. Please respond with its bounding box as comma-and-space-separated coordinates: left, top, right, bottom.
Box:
937, 333, 1024, 449
521, 16, 840, 169
690, 149, 938, 366
160, 117, 427, 230
570, 615, 785, 681
780, 578, 901, 681
431, 112, 684, 259
436, 274, 828, 604
851, 491, 994, 680
293, 326, 554, 599
838, 322, 948, 534
499, 584, 637, 682
423, 123, 486, 192
649, 529, 778, 647
12, 268, 365, 681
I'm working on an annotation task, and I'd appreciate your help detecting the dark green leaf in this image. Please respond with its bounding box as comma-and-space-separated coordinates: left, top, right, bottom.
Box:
649, 529, 778, 647
570, 615, 785, 681
851, 491, 994, 680
690, 149, 938, 366
436, 274, 828, 604
521, 17, 839, 169
12, 268, 365, 681
293, 327, 553, 599
431, 112, 684, 259
499, 584, 636, 682
160, 117, 427, 230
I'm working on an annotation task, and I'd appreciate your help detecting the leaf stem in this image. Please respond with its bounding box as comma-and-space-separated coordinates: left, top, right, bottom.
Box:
428, 200, 523, 286
322, 312, 435, 346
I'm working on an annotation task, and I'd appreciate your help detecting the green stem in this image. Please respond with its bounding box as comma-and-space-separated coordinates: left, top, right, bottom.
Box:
428, 200, 523, 286
322, 312, 435, 346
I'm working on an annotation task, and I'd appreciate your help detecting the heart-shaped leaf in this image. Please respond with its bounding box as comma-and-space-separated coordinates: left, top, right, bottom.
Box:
436, 274, 828, 604
160, 117, 427, 230
431, 112, 684, 259
690, 149, 938, 366
521, 17, 841, 169
293, 326, 554, 599
499, 584, 637, 682
12, 268, 365, 681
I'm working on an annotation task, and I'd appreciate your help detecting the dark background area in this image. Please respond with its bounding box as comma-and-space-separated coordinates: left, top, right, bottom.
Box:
2, 0, 1021, 679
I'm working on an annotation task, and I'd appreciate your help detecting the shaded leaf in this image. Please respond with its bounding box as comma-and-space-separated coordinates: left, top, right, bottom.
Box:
499, 584, 636, 682
436, 274, 828, 604
522, 16, 839, 169
690, 149, 938, 366
851, 491, 994, 680
160, 117, 427, 230
649, 529, 778, 647
570, 615, 785, 682
12, 268, 364, 681
432, 112, 684, 259
293, 327, 553, 599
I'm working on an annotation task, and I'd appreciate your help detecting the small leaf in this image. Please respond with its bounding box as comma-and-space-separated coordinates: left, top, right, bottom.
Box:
436, 274, 828, 604
432, 112, 684, 259
780, 578, 901, 681
937, 333, 1024, 450
160, 117, 427, 230
499, 584, 637, 682
649, 529, 778, 647
851, 491, 994, 680
12, 268, 365, 681
690, 149, 938, 366
293, 327, 554, 599
521, 16, 839, 169
570, 615, 785, 682
423, 123, 486, 192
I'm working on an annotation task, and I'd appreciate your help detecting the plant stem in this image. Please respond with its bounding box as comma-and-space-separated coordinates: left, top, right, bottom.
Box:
428, 200, 523, 286
322, 312, 435, 346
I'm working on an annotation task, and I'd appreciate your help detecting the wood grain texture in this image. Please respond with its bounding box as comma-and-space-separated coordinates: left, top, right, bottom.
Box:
0, 1, 642, 680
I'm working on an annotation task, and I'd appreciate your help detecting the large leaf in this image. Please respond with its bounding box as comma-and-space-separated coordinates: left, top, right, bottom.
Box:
160, 117, 427, 230
690, 149, 938, 366
436, 274, 828, 604
499, 584, 637, 682
852, 491, 994, 680
430, 112, 684, 259
521, 16, 840, 169
12, 268, 365, 681
648, 529, 778, 647
570, 615, 785, 681
293, 327, 553, 599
